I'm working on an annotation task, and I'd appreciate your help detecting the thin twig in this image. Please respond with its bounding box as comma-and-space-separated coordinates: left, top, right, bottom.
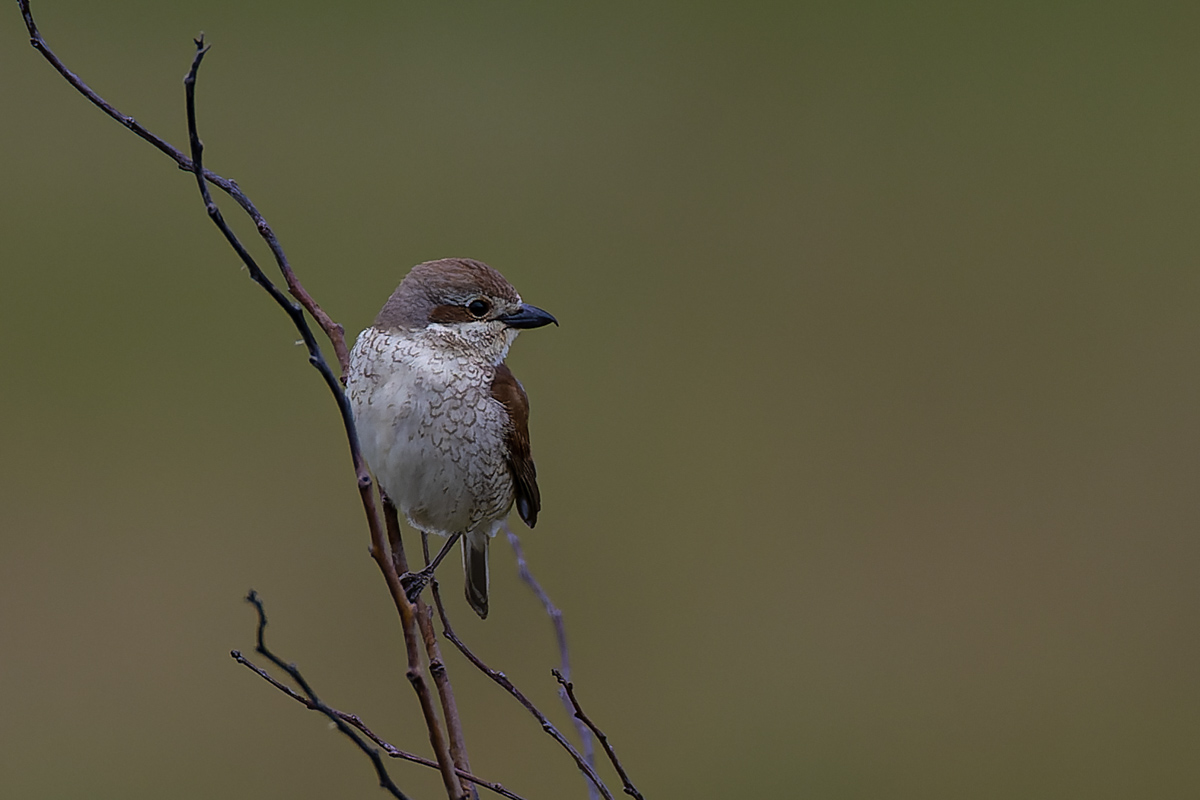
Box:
553, 671, 645, 800
506, 525, 599, 799
388, 502, 476, 800
182, 36, 463, 800
19, 3, 374, 592
21, 2, 462, 792
181, 38, 340, 413
17, 0, 350, 378
231, 640, 527, 800
236, 592, 414, 800
430, 581, 616, 800
22, 9, 641, 800
364, 491, 464, 798
22, 7, 464, 796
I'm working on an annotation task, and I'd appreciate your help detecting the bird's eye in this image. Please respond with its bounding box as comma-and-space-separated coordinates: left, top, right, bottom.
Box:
467, 299, 491, 318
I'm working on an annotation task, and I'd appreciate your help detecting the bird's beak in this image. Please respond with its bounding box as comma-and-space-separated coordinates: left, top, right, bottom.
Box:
498, 303, 558, 329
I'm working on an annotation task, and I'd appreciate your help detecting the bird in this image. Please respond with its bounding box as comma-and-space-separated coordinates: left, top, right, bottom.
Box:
347, 258, 556, 618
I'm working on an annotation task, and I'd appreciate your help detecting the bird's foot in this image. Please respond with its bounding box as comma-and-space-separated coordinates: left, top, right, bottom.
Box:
399, 566, 434, 604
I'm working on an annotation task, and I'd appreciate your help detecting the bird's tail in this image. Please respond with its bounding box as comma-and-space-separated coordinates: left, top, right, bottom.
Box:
463, 530, 489, 619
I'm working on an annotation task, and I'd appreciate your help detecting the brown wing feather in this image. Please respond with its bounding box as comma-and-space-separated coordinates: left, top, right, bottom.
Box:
490, 362, 540, 527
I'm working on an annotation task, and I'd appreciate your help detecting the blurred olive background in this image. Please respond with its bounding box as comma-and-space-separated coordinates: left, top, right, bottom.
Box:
4, 1, 1200, 797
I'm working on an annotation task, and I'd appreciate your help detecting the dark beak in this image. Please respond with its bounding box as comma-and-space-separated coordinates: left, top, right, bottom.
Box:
498, 303, 558, 329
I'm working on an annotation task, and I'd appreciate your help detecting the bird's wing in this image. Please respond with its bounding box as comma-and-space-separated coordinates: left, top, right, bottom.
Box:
490, 361, 540, 527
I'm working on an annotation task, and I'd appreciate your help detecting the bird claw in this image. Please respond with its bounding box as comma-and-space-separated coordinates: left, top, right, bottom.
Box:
399, 567, 432, 604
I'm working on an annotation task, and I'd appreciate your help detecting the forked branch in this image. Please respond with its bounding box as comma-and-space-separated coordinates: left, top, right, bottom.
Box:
506, 525, 598, 798
17, 0, 350, 377
235, 591, 415, 800
427, 571, 616, 800
554, 671, 644, 800
233, 592, 526, 800
181, 37, 465, 800
386, 499, 477, 798
20, 5, 644, 799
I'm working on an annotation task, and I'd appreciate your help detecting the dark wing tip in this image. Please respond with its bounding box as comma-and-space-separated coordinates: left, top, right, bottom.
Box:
492, 362, 542, 530
517, 496, 538, 528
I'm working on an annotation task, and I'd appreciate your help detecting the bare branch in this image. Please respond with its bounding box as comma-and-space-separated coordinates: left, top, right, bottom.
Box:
17, 0, 350, 377
553, 671, 644, 800
505, 525, 599, 798
365, 499, 465, 800
180, 32, 463, 800
230, 617, 528, 800
428, 577, 616, 800
235, 592, 414, 800
20, 2, 466, 792
21, 8, 644, 800
389, 501, 477, 800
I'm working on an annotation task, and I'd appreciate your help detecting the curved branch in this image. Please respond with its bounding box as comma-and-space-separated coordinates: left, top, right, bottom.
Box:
390, 503, 477, 797
505, 526, 599, 798
429, 578, 615, 800
554, 670, 644, 800
232, 593, 526, 800
18, 7, 645, 800
237, 592, 414, 800
182, 38, 465, 800
17, 0, 349, 377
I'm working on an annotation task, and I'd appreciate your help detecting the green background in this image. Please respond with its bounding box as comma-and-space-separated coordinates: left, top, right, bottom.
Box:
4, 1, 1200, 797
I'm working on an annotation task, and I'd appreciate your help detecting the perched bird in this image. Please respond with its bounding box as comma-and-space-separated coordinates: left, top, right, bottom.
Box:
347, 258, 556, 618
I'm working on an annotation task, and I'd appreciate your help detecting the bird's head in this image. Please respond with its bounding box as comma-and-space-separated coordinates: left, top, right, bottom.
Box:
374, 258, 556, 361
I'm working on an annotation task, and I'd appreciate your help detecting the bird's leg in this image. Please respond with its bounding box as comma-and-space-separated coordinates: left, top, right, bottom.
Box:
401, 532, 462, 603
